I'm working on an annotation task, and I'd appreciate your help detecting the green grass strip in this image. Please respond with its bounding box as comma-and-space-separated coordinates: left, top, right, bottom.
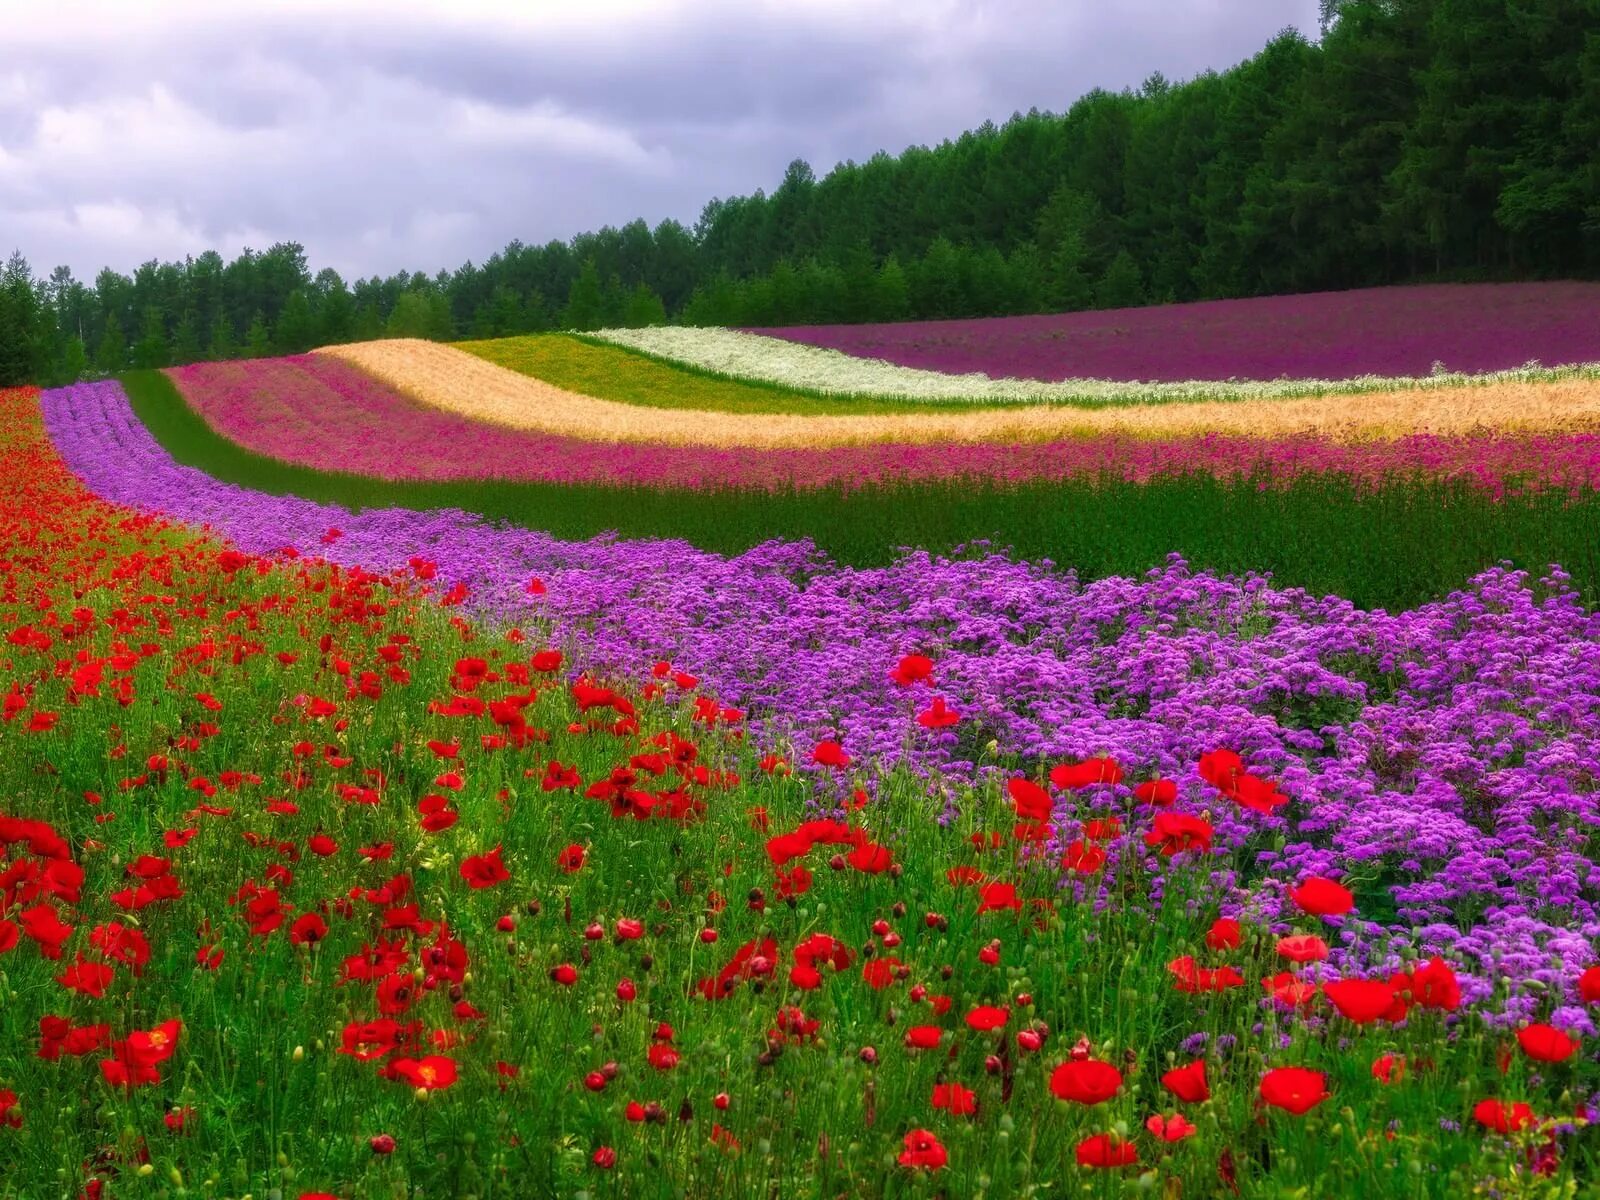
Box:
120, 368, 1600, 610
456, 333, 1024, 414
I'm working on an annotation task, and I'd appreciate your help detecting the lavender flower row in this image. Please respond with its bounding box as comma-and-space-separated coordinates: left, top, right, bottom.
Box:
38, 380, 1600, 1020
754, 282, 1600, 383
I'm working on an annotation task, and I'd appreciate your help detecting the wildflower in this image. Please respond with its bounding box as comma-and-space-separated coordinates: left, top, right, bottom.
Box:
1049, 1059, 1123, 1105
1260, 1067, 1328, 1115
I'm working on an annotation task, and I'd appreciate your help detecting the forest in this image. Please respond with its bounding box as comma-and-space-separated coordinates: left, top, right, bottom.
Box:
2, 0, 1597, 387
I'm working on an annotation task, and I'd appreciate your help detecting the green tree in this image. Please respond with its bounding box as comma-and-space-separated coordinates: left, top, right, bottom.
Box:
385, 292, 435, 339
244, 311, 273, 358
131, 305, 169, 369
560, 260, 605, 331
0, 253, 47, 386
171, 308, 203, 365
622, 283, 667, 327
1094, 249, 1145, 309
873, 255, 911, 322
95, 316, 127, 375
53, 335, 88, 386
274, 288, 317, 354
208, 314, 236, 361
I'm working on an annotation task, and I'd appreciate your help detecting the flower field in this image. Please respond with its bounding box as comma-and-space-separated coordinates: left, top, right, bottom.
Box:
750, 283, 1600, 384
8, 282, 1600, 1198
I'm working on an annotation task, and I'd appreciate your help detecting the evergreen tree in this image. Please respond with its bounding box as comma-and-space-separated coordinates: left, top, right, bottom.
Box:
274, 288, 317, 354
244, 312, 273, 358
384, 292, 431, 339
132, 305, 169, 370
873, 255, 911, 322
622, 282, 667, 327
560, 260, 605, 331
315, 275, 356, 345
1094, 250, 1145, 309
208, 313, 236, 361
352, 302, 385, 341
171, 309, 203, 365
95, 316, 127, 375
0, 253, 46, 386
53, 335, 88, 387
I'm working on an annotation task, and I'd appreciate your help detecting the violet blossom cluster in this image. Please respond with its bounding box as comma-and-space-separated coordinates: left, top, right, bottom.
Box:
40, 381, 1600, 1012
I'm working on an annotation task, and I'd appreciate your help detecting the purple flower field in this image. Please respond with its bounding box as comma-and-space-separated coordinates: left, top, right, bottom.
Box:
754, 283, 1600, 382
169, 353, 1600, 494
39, 379, 1600, 1013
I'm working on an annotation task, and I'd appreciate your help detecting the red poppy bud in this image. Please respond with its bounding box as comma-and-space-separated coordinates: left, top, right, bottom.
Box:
884, 932, 902, 948
497, 914, 515, 932
714, 1092, 730, 1110
592, 1146, 616, 1169
370, 1134, 396, 1155
859, 1046, 878, 1065
829, 853, 847, 871
601, 1061, 619, 1080
551, 963, 578, 986
924, 912, 942, 928
700, 928, 719, 944
985, 1054, 1003, 1075
584, 922, 604, 941
616, 978, 636, 1002
584, 1071, 606, 1092
872, 919, 891, 936
1017, 1029, 1042, 1053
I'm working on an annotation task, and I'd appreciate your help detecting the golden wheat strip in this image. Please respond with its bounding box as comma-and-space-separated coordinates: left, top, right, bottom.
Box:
315, 339, 1600, 448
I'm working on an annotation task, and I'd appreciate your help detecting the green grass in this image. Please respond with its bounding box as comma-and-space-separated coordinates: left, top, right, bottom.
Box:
458, 333, 1021, 414
124, 368, 1600, 611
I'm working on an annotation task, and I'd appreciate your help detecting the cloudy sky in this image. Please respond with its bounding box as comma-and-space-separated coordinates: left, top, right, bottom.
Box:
2, 0, 1320, 282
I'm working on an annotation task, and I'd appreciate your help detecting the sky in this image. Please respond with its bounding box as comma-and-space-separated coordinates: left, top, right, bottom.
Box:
1, 0, 1322, 282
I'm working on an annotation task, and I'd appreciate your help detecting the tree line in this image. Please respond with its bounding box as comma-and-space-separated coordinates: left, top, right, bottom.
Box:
3, 0, 1596, 388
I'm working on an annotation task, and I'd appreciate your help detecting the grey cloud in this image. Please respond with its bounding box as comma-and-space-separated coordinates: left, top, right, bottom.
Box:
1, 0, 1320, 281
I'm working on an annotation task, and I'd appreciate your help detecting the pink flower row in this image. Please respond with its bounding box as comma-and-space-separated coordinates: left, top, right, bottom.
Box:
168, 355, 1600, 495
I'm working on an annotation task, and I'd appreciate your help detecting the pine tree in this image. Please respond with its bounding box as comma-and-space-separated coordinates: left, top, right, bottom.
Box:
209, 314, 236, 361
131, 306, 169, 369
1094, 250, 1145, 309
244, 312, 273, 358
95, 316, 128, 375
171, 309, 202, 365
274, 289, 317, 354
53, 335, 88, 387
622, 283, 667, 327
560, 261, 605, 331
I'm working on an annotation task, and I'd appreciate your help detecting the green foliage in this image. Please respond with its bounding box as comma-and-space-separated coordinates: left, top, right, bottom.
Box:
244, 311, 273, 358
0, 251, 48, 386
132, 305, 169, 370
125, 368, 1600, 612
560, 260, 606, 332
94, 315, 127, 376
274, 288, 318, 354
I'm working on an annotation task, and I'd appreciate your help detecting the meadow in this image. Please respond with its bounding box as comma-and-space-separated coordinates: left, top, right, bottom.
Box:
6, 281, 1600, 1199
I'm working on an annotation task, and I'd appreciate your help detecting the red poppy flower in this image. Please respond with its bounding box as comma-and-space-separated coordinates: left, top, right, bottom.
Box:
889, 654, 935, 686
1205, 918, 1241, 950
1161, 1059, 1209, 1103
289, 913, 329, 945
1143, 812, 1212, 857
1324, 978, 1400, 1024
1275, 934, 1329, 963
389, 1055, 458, 1090
1075, 1133, 1138, 1168
1290, 876, 1354, 917
1517, 1024, 1579, 1063
965, 1005, 1009, 1032
1049, 1059, 1123, 1105
1061, 840, 1106, 874
976, 882, 1023, 913
1145, 1113, 1196, 1142
1474, 1098, 1537, 1133
459, 846, 510, 889
1050, 757, 1123, 789
1133, 779, 1177, 806
1371, 1054, 1404, 1084
916, 697, 960, 728
1007, 777, 1052, 820
1410, 956, 1461, 1011
1259, 1067, 1328, 1115
811, 741, 851, 768
556, 843, 587, 873
905, 1026, 943, 1050
1579, 965, 1600, 1005
932, 1082, 977, 1115
897, 1129, 947, 1170
1262, 972, 1319, 1008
